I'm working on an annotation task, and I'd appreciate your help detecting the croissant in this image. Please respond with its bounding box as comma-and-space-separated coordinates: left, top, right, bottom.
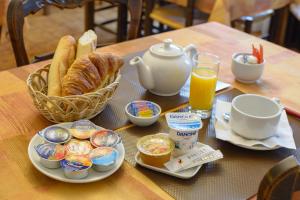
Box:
62, 52, 123, 96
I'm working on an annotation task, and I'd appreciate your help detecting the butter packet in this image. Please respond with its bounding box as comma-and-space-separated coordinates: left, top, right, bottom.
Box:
164, 144, 223, 172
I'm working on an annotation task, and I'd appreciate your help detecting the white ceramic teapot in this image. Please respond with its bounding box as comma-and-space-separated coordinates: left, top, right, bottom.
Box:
129, 39, 197, 96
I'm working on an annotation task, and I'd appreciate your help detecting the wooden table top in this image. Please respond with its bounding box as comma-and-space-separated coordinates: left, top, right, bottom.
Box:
1, 22, 300, 199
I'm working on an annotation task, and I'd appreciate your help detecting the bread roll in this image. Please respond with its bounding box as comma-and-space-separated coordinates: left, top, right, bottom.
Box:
62, 52, 123, 96
76, 30, 97, 59
47, 35, 76, 96
88, 52, 124, 88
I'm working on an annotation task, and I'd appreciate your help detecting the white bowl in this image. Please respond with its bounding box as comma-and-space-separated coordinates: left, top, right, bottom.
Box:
125, 100, 161, 126
231, 53, 265, 83
230, 94, 283, 140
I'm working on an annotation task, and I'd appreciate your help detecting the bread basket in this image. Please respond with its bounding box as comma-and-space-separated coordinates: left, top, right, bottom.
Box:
27, 64, 121, 123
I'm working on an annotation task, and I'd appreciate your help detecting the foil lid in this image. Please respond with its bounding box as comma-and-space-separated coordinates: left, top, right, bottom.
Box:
90, 130, 121, 148
61, 155, 92, 171
69, 120, 98, 139
65, 139, 93, 156
89, 147, 119, 166
35, 143, 65, 160
39, 126, 71, 144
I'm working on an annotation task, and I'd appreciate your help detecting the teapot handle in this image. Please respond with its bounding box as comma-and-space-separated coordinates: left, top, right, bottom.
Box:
183, 44, 198, 65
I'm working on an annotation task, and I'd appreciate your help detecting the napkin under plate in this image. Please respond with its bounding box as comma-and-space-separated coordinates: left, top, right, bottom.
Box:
215, 100, 296, 150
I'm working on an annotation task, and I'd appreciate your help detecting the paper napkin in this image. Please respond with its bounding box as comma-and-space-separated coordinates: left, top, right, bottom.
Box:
214, 100, 296, 149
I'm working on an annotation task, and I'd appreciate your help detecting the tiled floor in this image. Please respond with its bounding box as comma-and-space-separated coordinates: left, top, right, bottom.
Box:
0, 5, 117, 70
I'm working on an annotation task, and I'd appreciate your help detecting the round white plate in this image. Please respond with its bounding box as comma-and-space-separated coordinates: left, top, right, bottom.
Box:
28, 122, 125, 183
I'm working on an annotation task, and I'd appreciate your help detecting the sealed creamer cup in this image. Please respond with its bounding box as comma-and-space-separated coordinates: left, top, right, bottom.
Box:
69, 120, 98, 139
166, 112, 202, 156
60, 155, 92, 179
38, 126, 71, 144
34, 143, 65, 168
65, 139, 93, 156
89, 147, 119, 172
90, 130, 121, 148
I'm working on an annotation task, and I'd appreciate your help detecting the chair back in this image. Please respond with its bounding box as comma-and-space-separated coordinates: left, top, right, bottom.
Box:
7, 0, 142, 66
255, 156, 300, 200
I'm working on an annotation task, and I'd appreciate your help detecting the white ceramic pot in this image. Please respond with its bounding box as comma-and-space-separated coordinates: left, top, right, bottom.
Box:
230, 94, 283, 140
130, 39, 197, 96
231, 53, 265, 84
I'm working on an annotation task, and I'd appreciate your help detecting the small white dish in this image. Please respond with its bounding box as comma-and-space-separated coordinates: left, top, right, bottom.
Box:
231, 53, 265, 83
135, 152, 202, 179
28, 122, 125, 183
125, 100, 161, 126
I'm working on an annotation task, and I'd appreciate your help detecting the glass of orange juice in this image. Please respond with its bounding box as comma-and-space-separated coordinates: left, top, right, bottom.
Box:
189, 53, 220, 119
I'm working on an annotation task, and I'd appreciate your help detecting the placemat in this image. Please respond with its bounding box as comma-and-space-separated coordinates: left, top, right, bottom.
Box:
117, 89, 300, 200
91, 51, 190, 130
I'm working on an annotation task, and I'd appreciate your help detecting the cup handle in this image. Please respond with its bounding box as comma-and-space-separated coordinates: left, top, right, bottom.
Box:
272, 97, 284, 112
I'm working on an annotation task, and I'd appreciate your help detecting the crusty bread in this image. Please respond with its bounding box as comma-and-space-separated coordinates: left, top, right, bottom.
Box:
62, 52, 123, 96
76, 30, 97, 59
47, 35, 76, 96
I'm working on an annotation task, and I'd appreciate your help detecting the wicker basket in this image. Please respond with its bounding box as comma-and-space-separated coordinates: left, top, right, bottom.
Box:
27, 64, 121, 123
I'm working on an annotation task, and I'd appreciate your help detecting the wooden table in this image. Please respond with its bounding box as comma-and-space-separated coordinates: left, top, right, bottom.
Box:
0, 22, 299, 199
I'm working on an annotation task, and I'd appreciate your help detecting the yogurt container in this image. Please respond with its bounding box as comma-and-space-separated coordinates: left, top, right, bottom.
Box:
34, 143, 65, 168
90, 130, 121, 148
65, 139, 93, 156
38, 126, 72, 144
69, 120, 98, 140
166, 112, 202, 156
89, 147, 119, 172
60, 155, 92, 179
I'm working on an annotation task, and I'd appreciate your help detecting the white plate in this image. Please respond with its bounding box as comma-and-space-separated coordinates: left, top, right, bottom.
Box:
135, 153, 201, 179
28, 122, 125, 183
135, 141, 205, 179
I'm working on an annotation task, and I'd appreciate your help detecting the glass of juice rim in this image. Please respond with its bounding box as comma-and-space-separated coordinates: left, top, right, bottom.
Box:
189, 52, 220, 119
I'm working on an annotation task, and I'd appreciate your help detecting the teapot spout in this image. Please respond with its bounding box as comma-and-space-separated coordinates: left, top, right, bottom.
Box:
129, 56, 155, 90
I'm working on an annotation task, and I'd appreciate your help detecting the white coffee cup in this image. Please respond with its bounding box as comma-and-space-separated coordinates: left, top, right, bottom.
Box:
230, 94, 283, 140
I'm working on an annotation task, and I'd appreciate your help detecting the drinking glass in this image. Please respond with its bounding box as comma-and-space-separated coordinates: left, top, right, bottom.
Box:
189, 52, 220, 119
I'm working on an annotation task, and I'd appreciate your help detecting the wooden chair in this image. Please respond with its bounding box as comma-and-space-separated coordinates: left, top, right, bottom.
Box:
232, 5, 290, 45
285, 3, 300, 51
144, 0, 208, 36
85, 0, 132, 42
7, 0, 142, 67
247, 156, 300, 200
231, 9, 274, 39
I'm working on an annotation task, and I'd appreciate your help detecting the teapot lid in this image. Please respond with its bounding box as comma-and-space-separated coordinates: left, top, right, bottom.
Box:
150, 39, 183, 57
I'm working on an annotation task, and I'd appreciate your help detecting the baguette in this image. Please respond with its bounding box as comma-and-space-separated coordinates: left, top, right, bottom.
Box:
47, 35, 76, 96
76, 30, 97, 59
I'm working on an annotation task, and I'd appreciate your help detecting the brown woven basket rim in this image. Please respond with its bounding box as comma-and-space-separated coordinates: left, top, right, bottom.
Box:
26, 64, 122, 99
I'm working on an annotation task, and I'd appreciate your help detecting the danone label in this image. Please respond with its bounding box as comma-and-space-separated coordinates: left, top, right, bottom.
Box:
166, 113, 202, 156
166, 113, 202, 131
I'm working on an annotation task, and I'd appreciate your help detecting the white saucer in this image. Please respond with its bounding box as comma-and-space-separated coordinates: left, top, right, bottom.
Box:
28, 122, 125, 183
227, 137, 281, 151
215, 100, 296, 151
